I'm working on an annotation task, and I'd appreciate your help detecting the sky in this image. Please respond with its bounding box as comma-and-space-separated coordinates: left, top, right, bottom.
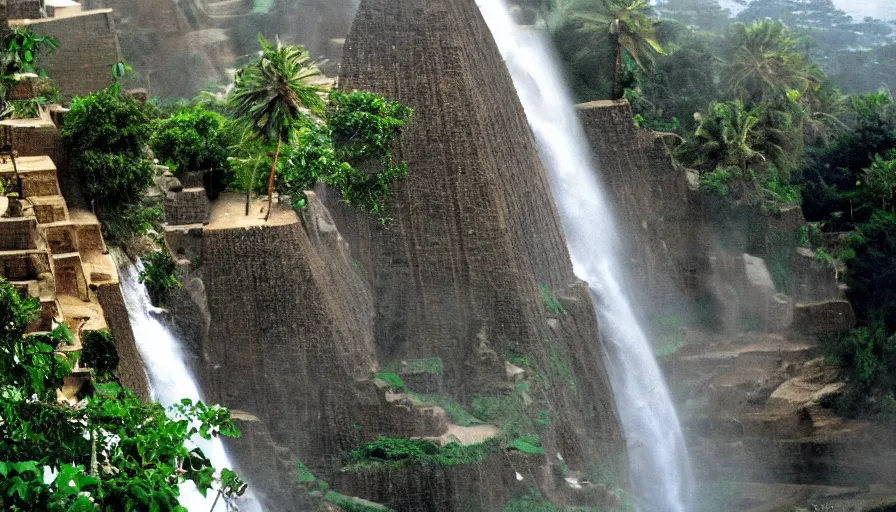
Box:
717, 0, 896, 21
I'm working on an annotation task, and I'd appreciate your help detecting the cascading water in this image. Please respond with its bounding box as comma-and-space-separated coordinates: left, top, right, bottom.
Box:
476, 2, 693, 510
112, 250, 261, 512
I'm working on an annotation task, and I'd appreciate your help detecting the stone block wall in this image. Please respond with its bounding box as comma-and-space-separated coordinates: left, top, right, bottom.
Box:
163, 188, 209, 225
96, 283, 151, 400
8, 0, 41, 19
18, 10, 121, 98
0, 217, 39, 250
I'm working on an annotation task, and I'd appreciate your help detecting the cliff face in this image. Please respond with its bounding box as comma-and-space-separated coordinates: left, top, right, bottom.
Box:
329, 0, 626, 485
165, 194, 384, 508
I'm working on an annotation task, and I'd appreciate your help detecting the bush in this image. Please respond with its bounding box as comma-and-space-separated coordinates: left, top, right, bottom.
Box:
62, 88, 156, 210
151, 105, 236, 180
80, 330, 119, 380
101, 203, 163, 246
138, 251, 180, 306
62, 88, 153, 156
346, 436, 499, 471
73, 151, 155, 207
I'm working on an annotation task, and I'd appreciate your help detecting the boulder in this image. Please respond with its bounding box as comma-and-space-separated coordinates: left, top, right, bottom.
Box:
793, 300, 856, 334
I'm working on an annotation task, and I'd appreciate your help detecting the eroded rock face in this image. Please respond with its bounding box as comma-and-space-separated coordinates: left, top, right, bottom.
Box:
329, 0, 627, 491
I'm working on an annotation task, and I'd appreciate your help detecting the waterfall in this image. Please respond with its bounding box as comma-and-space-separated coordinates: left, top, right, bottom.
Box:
475, 2, 693, 510
112, 250, 261, 512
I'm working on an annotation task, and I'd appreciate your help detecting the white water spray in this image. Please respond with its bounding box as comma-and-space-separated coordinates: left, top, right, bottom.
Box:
476, 2, 692, 510
112, 250, 261, 512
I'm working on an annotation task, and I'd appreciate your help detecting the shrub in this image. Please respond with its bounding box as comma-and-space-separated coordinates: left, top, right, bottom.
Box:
80, 330, 119, 380
139, 251, 181, 306
373, 372, 406, 392
73, 151, 155, 207
62, 88, 153, 156
101, 203, 163, 246
346, 436, 499, 471
151, 105, 236, 179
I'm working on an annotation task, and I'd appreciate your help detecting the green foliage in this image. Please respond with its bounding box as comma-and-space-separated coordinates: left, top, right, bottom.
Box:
80, 330, 119, 381
722, 21, 814, 104
151, 105, 237, 179
551, 0, 665, 99
821, 321, 896, 416
138, 250, 181, 306
1, 27, 58, 76
0, 278, 244, 510
401, 357, 445, 375
538, 284, 565, 315
62, 88, 156, 210
373, 372, 406, 392
507, 435, 545, 455
62, 88, 153, 157
345, 436, 499, 472
276, 90, 413, 222
100, 204, 163, 247
230, 35, 324, 142
228, 38, 412, 222
408, 393, 483, 427
73, 151, 156, 208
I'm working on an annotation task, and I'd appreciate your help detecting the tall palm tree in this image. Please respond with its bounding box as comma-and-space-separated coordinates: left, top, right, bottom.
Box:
562, 0, 665, 98
229, 35, 325, 220
723, 21, 815, 105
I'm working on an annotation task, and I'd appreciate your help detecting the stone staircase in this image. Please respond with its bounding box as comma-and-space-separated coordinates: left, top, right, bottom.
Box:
0, 152, 116, 383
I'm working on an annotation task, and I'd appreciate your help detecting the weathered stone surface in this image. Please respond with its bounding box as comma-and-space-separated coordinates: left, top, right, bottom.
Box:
17, 10, 121, 99
163, 188, 209, 225
793, 300, 856, 334
791, 247, 840, 302
95, 282, 151, 401
330, 0, 627, 501
577, 102, 707, 317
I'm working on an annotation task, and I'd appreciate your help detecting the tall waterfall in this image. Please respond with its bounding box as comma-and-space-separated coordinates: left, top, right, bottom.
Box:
112, 250, 261, 512
476, 2, 692, 510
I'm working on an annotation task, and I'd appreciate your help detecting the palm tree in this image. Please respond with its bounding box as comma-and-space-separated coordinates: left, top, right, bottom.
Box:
723, 21, 815, 105
229, 35, 325, 220
562, 0, 665, 98
676, 100, 765, 173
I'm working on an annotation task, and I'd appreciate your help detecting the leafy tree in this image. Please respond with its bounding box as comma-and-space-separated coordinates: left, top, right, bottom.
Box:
628, 21, 723, 132
150, 105, 238, 196
62, 88, 153, 157
72, 151, 156, 208
277, 90, 413, 222
555, 0, 665, 98
229, 35, 325, 219
0, 278, 245, 510
62, 87, 156, 210
80, 330, 119, 381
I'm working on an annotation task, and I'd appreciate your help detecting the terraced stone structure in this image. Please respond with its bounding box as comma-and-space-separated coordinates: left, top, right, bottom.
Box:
0, 102, 148, 399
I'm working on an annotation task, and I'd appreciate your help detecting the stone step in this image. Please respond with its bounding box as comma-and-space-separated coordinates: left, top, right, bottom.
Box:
27, 194, 68, 223
52, 252, 88, 301
0, 216, 39, 251
0, 249, 52, 281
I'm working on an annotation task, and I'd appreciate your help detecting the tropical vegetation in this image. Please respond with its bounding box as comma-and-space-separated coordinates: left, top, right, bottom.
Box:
0, 278, 245, 510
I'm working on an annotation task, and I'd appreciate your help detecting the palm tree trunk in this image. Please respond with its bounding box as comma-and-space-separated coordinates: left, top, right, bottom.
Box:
245, 162, 256, 216
614, 42, 622, 100
265, 136, 283, 221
